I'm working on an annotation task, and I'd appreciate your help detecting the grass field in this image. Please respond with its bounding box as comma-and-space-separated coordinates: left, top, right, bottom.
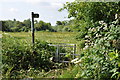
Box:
2, 31, 81, 54
1, 31, 80, 78
2, 31, 78, 44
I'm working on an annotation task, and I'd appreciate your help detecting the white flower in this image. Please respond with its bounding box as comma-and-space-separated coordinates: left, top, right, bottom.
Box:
94, 44, 97, 46
91, 28, 95, 31
96, 34, 99, 37
85, 35, 89, 38
115, 14, 118, 19
91, 42, 94, 45
88, 28, 91, 31
103, 26, 107, 30
50, 57, 53, 61
99, 35, 102, 37
85, 45, 89, 48
83, 45, 89, 50
85, 43, 88, 46
99, 21, 104, 24
104, 37, 107, 40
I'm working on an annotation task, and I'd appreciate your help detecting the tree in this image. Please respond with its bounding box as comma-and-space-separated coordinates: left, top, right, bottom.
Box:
56, 21, 62, 25
35, 20, 53, 31
12, 21, 24, 32
2, 21, 11, 32
2, 20, 14, 32
1, 19, 54, 32
23, 19, 31, 31
60, 1, 120, 27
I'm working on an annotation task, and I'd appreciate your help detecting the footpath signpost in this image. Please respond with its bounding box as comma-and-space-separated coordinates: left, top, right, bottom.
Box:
31, 12, 39, 44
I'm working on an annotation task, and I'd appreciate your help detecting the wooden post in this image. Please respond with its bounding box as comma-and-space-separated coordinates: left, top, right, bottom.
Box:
31, 12, 34, 44
31, 12, 39, 44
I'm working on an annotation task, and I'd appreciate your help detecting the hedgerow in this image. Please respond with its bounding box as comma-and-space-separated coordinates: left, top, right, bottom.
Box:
2, 34, 56, 78
59, 17, 120, 79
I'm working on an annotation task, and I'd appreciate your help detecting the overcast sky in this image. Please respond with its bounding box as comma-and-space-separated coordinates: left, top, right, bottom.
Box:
0, 0, 74, 26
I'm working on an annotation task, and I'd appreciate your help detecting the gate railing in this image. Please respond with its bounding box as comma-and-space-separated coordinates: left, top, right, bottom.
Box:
48, 43, 79, 63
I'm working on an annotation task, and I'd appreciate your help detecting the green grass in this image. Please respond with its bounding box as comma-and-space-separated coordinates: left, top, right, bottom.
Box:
2, 31, 81, 54
2, 31, 81, 78
2, 31, 78, 44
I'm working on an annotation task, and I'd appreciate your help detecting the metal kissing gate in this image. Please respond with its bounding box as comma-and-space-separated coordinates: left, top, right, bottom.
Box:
48, 43, 79, 63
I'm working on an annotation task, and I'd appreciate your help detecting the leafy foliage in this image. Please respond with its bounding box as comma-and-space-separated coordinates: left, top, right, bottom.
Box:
68, 18, 120, 79
83, 18, 120, 51
1, 19, 54, 32
35, 20, 54, 32
60, 2, 120, 33
58, 12, 120, 79
60, 2, 120, 24
53, 20, 79, 32
1, 1, 120, 79
2, 34, 56, 78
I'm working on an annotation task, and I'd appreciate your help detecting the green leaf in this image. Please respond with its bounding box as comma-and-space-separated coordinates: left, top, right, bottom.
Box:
111, 72, 119, 78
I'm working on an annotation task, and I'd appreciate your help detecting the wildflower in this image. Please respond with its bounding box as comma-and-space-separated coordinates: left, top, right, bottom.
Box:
96, 34, 99, 37
115, 14, 118, 19
99, 21, 104, 24
83, 45, 89, 50
50, 57, 53, 61
85, 35, 89, 38
103, 26, 107, 30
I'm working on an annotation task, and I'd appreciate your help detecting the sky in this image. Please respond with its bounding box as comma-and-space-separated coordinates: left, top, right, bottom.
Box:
0, 0, 74, 26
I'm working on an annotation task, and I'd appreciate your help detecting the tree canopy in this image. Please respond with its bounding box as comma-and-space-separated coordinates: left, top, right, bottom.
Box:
60, 1, 120, 27
1, 19, 54, 32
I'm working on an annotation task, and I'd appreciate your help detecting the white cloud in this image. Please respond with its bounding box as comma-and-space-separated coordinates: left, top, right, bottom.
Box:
50, 2, 63, 7
0, 0, 74, 3
3, 0, 118, 3
25, 0, 43, 4
25, 0, 75, 5
9, 8, 18, 13
0, 0, 74, 26
26, 0, 56, 3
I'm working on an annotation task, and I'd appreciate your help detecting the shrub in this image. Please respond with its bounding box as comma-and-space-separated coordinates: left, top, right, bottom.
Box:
2, 34, 56, 78
75, 48, 120, 79
76, 18, 120, 79
59, 17, 120, 79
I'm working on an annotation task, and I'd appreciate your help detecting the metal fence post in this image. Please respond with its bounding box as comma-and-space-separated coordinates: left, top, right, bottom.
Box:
73, 44, 76, 59
56, 45, 59, 62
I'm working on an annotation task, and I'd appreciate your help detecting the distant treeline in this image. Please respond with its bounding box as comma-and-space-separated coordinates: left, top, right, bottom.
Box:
1, 19, 78, 32
1, 2, 119, 33
1, 19, 55, 32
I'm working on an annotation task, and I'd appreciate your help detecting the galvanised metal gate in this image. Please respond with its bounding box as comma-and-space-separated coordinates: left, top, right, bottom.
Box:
48, 43, 79, 63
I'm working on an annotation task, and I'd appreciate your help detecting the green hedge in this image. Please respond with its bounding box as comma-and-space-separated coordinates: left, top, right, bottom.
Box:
2, 34, 56, 78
